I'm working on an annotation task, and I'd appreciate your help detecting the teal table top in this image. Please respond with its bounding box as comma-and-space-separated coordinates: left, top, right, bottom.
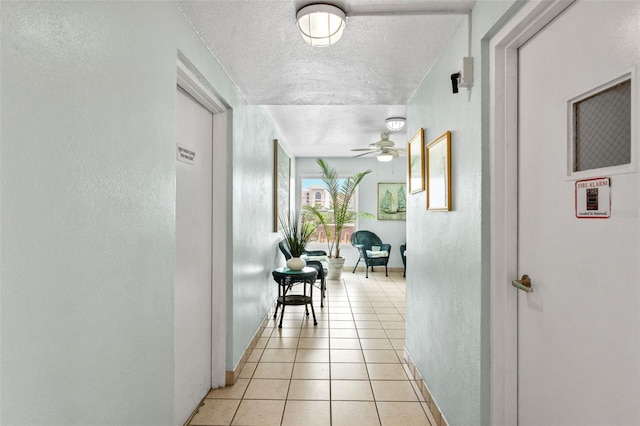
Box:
274, 266, 316, 275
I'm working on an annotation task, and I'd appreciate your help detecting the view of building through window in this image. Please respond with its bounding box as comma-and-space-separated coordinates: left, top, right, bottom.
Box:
301, 177, 357, 245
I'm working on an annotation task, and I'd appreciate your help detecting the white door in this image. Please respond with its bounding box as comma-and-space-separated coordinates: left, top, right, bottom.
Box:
174, 86, 213, 424
517, 1, 640, 424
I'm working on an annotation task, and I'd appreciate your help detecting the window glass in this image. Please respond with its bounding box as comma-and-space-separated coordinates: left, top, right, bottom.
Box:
573, 79, 631, 171
301, 177, 357, 244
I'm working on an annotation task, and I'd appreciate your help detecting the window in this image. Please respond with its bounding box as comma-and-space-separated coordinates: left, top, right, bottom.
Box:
571, 77, 631, 172
301, 177, 358, 245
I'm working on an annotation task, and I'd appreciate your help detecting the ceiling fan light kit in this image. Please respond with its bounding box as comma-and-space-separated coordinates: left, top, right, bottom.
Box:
296, 4, 346, 47
385, 117, 406, 132
377, 153, 394, 162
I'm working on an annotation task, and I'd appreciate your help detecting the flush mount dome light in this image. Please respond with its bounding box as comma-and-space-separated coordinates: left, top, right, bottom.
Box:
385, 117, 406, 132
296, 4, 346, 47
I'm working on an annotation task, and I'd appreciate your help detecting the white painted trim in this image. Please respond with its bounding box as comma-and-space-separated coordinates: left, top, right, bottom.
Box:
210, 106, 231, 389
177, 62, 226, 115
176, 57, 230, 390
489, 1, 575, 424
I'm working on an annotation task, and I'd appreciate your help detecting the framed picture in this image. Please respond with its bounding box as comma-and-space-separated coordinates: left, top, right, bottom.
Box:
273, 139, 290, 231
377, 183, 407, 220
407, 128, 425, 194
425, 131, 452, 211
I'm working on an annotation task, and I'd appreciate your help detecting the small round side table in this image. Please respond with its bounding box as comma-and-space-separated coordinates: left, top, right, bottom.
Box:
272, 267, 318, 328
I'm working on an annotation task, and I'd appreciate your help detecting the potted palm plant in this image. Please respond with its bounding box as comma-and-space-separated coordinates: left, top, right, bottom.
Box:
279, 210, 316, 271
304, 158, 372, 279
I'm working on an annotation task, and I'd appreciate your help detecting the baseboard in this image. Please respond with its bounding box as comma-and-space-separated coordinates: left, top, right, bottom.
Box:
404, 349, 449, 426
225, 313, 270, 385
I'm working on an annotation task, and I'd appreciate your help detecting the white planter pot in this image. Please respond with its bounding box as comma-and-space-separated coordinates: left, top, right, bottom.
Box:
327, 257, 346, 280
286, 257, 306, 271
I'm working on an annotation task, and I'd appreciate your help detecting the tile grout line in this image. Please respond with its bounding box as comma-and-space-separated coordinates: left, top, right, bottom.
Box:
327, 282, 334, 426
359, 277, 386, 426
278, 318, 302, 426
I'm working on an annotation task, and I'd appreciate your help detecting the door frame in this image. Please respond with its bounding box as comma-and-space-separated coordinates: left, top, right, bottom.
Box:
177, 54, 231, 389
488, 1, 575, 423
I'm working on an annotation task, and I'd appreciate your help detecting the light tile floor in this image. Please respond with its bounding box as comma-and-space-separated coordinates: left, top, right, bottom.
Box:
189, 270, 435, 426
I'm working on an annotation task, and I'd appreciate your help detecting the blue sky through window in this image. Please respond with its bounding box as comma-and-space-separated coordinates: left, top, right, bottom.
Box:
301, 178, 348, 190
301, 178, 324, 190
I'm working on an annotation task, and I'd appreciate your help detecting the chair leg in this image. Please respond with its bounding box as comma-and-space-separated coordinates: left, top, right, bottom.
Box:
309, 302, 317, 326
278, 304, 285, 328
365, 264, 369, 278
352, 257, 360, 273
385, 264, 388, 276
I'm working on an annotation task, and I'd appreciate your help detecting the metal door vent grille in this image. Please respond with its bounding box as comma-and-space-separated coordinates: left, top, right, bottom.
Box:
573, 79, 631, 171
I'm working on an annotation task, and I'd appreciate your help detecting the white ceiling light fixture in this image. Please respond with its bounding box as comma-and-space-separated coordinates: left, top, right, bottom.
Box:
385, 117, 406, 132
377, 152, 394, 162
296, 4, 346, 47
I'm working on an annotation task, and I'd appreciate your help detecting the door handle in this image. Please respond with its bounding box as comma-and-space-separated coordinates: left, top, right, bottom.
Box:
512, 274, 533, 292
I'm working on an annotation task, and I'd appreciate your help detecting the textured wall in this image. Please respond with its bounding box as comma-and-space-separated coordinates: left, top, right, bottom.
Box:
230, 106, 281, 369
404, 1, 519, 425
1, 3, 177, 424
1, 1, 280, 424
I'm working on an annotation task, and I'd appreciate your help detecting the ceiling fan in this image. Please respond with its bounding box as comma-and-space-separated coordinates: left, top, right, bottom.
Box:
351, 132, 407, 162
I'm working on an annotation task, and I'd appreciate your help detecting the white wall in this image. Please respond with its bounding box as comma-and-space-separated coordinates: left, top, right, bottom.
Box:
1, 1, 281, 424
296, 157, 407, 269
230, 107, 282, 368
404, 1, 521, 425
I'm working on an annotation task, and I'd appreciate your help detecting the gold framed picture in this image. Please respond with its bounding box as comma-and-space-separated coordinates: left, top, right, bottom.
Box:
407, 128, 425, 194
425, 131, 451, 211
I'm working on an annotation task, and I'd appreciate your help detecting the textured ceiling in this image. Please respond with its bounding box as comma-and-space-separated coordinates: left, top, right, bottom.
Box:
177, 0, 475, 157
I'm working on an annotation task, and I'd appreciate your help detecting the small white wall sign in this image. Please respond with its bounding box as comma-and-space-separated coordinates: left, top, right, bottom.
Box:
575, 177, 610, 218
177, 143, 196, 165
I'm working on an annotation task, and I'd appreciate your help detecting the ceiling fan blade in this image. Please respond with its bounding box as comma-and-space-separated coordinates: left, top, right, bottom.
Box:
395, 148, 407, 153
353, 151, 375, 158
351, 148, 378, 152
381, 148, 405, 158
